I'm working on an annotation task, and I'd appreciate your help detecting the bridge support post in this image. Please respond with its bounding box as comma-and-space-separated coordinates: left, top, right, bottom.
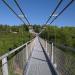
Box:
51, 42, 54, 64
2, 57, 8, 75
46, 40, 49, 56
46, 41, 47, 52
26, 43, 28, 61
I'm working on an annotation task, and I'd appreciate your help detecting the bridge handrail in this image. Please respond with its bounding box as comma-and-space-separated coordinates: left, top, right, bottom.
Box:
0, 38, 34, 60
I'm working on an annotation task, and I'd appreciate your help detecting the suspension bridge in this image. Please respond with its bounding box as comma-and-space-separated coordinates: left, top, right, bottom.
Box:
0, 0, 75, 75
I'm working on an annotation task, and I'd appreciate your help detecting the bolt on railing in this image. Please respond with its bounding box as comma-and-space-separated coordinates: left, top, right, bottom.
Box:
39, 37, 75, 75
0, 38, 35, 75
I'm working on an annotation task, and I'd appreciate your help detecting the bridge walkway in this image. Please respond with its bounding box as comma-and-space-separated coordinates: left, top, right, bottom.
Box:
24, 37, 52, 75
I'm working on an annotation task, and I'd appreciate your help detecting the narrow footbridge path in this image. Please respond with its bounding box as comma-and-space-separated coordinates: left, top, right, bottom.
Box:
25, 36, 53, 75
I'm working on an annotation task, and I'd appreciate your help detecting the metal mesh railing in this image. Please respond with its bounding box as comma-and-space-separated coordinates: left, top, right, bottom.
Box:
0, 38, 35, 75
53, 46, 75, 75
39, 38, 52, 59
39, 37, 75, 75
8, 47, 26, 75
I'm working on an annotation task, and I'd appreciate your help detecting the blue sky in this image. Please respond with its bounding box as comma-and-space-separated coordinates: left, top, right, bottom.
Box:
0, 0, 75, 26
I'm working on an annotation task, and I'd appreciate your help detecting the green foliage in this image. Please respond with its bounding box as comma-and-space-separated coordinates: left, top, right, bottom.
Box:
0, 25, 32, 56
33, 25, 42, 33
0, 24, 29, 32
40, 26, 75, 48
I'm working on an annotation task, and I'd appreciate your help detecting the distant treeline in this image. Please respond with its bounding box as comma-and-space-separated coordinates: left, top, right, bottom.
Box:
33, 25, 42, 33
0, 24, 29, 32
40, 26, 75, 48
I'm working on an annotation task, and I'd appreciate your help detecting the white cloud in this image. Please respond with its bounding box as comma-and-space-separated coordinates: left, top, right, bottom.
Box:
18, 14, 24, 18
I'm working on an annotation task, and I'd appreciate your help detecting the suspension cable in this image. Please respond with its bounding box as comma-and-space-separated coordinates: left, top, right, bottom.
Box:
45, 0, 63, 25
39, 0, 63, 35
39, 0, 74, 35
50, 0, 75, 24
14, 0, 30, 25
2, 0, 26, 25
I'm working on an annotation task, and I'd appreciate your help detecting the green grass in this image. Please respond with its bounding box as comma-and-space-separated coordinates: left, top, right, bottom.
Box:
0, 32, 32, 56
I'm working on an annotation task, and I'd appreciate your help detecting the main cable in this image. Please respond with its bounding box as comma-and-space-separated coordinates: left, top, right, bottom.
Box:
39, 0, 63, 35
14, 0, 30, 25
39, 0, 74, 35
50, 0, 75, 24
45, 0, 63, 25
2, 0, 26, 25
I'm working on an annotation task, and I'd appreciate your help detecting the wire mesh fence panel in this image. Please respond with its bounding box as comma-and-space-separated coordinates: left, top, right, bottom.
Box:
53, 46, 75, 75
39, 38, 52, 59
27, 40, 35, 59
0, 38, 35, 75
8, 46, 26, 75
53, 46, 66, 75
47, 42, 52, 60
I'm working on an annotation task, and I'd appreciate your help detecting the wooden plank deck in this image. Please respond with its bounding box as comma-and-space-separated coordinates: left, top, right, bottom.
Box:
25, 37, 52, 75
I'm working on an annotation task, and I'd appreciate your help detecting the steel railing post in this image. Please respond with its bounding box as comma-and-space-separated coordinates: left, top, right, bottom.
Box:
31, 42, 33, 52
51, 42, 57, 69
2, 57, 8, 75
26, 43, 28, 61
46, 40, 47, 52
46, 40, 50, 56
51, 42, 54, 64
